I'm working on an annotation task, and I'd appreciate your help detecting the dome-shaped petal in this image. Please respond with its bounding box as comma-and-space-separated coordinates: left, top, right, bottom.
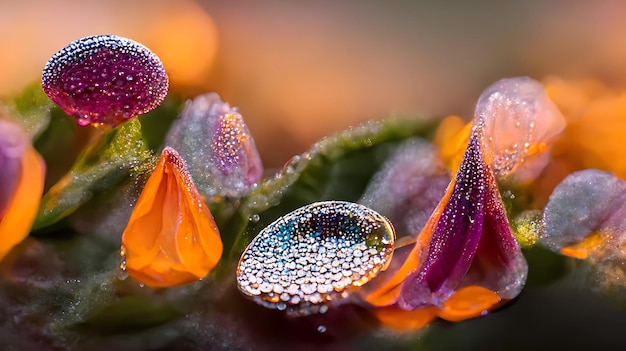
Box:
121, 147, 222, 287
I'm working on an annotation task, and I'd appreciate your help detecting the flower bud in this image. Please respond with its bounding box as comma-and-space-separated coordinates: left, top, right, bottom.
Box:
164, 93, 263, 199
121, 147, 223, 287
42, 35, 168, 127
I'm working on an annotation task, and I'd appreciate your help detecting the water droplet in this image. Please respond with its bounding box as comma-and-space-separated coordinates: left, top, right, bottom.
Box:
249, 214, 260, 222
317, 325, 327, 333
236, 201, 395, 315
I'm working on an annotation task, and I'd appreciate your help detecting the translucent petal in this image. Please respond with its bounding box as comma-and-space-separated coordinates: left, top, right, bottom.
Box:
474, 76, 565, 177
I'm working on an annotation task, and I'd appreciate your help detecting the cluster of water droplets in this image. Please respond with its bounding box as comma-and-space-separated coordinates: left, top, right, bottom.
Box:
236, 201, 395, 316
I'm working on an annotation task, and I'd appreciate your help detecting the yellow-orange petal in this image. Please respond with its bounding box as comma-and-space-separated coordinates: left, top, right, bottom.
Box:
437, 286, 502, 322
433, 115, 472, 174
122, 147, 223, 287
0, 144, 45, 260
372, 305, 438, 332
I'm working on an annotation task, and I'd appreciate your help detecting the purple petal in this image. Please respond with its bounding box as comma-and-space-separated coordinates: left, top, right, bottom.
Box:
42, 35, 168, 127
0, 120, 28, 218
398, 133, 527, 309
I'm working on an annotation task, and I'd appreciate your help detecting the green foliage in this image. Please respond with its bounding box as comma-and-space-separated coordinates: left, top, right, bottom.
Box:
33, 119, 153, 229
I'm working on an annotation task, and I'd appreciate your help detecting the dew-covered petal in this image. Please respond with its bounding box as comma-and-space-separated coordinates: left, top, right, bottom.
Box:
236, 201, 395, 315
364, 134, 527, 313
121, 147, 222, 287
0, 119, 45, 260
541, 169, 626, 258
474, 76, 565, 177
164, 93, 263, 199
42, 35, 168, 127
359, 138, 449, 237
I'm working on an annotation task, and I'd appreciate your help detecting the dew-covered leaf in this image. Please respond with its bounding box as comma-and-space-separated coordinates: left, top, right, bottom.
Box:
33, 119, 153, 230
3, 82, 54, 140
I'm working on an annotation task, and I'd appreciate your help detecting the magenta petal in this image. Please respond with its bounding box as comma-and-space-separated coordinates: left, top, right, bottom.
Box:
397, 133, 527, 309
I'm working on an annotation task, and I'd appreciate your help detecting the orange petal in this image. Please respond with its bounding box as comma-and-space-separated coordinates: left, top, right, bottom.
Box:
559, 232, 606, 260
433, 116, 471, 173
0, 145, 45, 260
437, 286, 502, 322
372, 305, 438, 332
122, 147, 223, 287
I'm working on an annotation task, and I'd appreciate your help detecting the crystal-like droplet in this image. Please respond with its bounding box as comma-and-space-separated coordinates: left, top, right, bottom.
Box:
236, 201, 395, 316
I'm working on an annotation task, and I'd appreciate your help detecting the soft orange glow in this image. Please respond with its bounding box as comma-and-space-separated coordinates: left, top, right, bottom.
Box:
0, 144, 45, 260
534, 78, 626, 205
121, 147, 223, 288
144, 1, 219, 91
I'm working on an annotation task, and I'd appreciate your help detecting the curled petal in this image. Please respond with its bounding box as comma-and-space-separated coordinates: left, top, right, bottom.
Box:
42, 35, 168, 127
364, 133, 527, 324
0, 119, 45, 260
121, 147, 222, 287
164, 93, 263, 199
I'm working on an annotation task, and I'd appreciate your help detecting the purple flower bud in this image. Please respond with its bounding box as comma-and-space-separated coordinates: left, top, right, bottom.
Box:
42, 35, 168, 127
164, 93, 263, 199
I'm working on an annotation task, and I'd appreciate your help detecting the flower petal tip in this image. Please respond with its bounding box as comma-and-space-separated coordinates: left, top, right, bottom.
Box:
121, 147, 222, 288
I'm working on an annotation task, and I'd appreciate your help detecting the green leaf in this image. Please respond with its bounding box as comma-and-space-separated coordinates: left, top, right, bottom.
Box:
33, 119, 154, 230
5, 82, 53, 140
227, 117, 439, 257
72, 296, 180, 334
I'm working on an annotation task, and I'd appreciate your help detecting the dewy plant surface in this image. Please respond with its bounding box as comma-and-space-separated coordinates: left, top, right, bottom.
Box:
1, 34, 626, 350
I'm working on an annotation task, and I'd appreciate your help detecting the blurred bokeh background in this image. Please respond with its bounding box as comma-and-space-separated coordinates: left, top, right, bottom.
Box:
2, 0, 625, 167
